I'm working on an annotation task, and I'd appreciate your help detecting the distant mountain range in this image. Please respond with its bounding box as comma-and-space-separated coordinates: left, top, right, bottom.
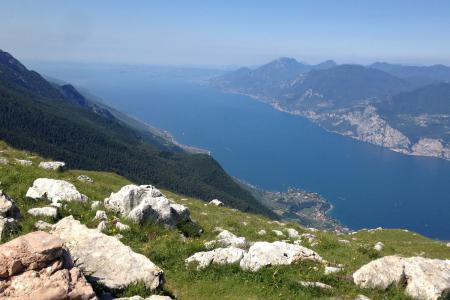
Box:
0, 49, 275, 217
211, 57, 450, 161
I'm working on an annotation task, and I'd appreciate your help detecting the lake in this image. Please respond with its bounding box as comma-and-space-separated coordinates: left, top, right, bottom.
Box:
29, 62, 450, 240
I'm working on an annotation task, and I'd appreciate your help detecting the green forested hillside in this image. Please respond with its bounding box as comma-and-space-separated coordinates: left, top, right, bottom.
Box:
0, 49, 275, 217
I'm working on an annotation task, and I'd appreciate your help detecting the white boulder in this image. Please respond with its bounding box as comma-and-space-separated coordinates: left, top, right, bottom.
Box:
353, 255, 450, 300
205, 230, 247, 249
116, 221, 130, 231
240, 241, 323, 272
257, 229, 267, 235
38, 161, 65, 170
209, 199, 224, 206
28, 206, 58, 218
373, 242, 384, 251
286, 228, 299, 238
272, 229, 284, 237
0, 157, 8, 165
324, 266, 342, 275
26, 178, 88, 205
34, 220, 53, 231
185, 247, 246, 270
94, 210, 107, 220
51, 216, 164, 290
97, 220, 107, 232
77, 175, 94, 183
104, 185, 192, 228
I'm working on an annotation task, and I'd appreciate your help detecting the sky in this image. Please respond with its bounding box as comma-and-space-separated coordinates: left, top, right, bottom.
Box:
1, 0, 449, 67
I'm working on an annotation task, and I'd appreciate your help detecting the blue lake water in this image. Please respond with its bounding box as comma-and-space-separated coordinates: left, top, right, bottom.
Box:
30, 63, 450, 240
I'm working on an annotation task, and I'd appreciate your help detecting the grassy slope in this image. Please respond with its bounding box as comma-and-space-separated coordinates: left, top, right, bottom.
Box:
1, 141, 449, 300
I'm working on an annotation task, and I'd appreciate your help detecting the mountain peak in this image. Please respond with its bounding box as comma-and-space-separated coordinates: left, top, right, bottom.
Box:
0, 49, 28, 72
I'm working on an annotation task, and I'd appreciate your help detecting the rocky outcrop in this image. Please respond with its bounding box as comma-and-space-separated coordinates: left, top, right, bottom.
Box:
185, 247, 246, 270
204, 230, 248, 249
28, 206, 58, 218
411, 138, 450, 160
104, 185, 192, 228
38, 161, 66, 170
353, 255, 450, 300
240, 241, 323, 271
0, 231, 96, 300
26, 178, 88, 205
51, 216, 164, 290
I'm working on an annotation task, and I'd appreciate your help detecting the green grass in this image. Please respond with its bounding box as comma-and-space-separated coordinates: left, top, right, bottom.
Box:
0, 140, 449, 300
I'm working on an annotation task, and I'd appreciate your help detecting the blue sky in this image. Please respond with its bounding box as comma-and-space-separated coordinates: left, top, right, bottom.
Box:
1, 0, 449, 66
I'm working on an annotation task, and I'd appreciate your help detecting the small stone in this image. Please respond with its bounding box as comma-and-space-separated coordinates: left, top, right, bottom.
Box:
0, 190, 21, 219
324, 266, 342, 275
91, 201, 100, 210
94, 210, 107, 221
28, 207, 57, 218
286, 228, 299, 238
373, 242, 384, 251
34, 220, 52, 231
15, 159, 32, 166
209, 199, 224, 206
272, 230, 284, 237
338, 239, 351, 244
0, 157, 9, 165
97, 220, 107, 232
257, 229, 267, 235
77, 175, 94, 183
38, 161, 65, 170
298, 281, 332, 289
116, 221, 130, 231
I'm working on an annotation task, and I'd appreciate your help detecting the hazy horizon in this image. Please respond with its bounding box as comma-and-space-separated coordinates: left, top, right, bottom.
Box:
1, 0, 450, 67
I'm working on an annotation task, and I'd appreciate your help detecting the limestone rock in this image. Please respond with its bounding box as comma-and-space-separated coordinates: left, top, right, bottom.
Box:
15, 159, 32, 166
78, 175, 94, 183
28, 206, 58, 218
373, 242, 384, 251
205, 230, 247, 249
38, 161, 66, 170
257, 229, 267, 235
298, 281, 332, 289
0, 231, 64, 278
115, 221, 130, 231
0, 231, 95, 300
94, 210, 107, 220
51, 216, 164, 290
272, 229, 284, 237
185, 247, 246, 270
104, 184, 192, 227
97, 220, 107, 232
353, 255, 450, 300
26, 178, 88, 205
354, 295, 371, 300
91, 201, 100, 210
324, 266, 342, 275
0, 190, 21, 219
34, 220, 53, 231
286, 228, 299, 238
240, 241, 323, 272
0, 157, 8, 165
208, 199, 224, 206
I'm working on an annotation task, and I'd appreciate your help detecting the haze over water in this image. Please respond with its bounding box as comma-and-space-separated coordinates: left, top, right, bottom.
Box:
33, 63, 450, 240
